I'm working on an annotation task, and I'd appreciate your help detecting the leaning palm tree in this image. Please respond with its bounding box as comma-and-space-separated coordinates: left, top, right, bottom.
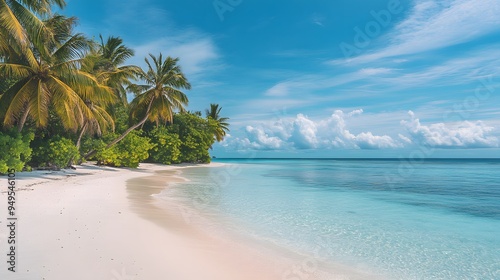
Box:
205, 103, 230, 142
73, 83, 116, 149
69, 87, 115, 166
84, 53, 190, 159
75, 35, 141, 147
0, 15, 105, 132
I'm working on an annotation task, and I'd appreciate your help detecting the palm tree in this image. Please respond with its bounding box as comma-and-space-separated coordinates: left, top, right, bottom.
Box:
0, 15, 107, 132
73, 83, 116, 150
85, 35, 141, 105
205, 103, 229, 142
75, 35, 141, 147
84, 53, 190, 159
0, 0, 66, 64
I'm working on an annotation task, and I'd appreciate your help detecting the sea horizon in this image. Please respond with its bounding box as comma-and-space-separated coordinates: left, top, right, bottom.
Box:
213, 157, 500, 160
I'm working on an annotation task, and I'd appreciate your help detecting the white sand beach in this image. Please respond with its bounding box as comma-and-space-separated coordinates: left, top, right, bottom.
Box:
0, 163, 381, 280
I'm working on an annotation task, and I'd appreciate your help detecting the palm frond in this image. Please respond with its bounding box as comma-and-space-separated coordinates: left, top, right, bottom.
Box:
0, 0, 28, 46
0, 62, 32, 78
0, 76, 32, 126
52, 33, 90, 62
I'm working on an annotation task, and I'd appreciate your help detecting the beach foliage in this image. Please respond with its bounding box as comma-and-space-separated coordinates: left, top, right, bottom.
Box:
31, 136, 79, 169
168, 112, 216, 163
147, 126, 182, 164
112, 103, 131, 134
96, 131, 154, 168
80, 137, 106, 161
0, 130, 33, 173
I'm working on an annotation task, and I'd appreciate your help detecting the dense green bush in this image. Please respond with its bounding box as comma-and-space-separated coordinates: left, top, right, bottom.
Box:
80, 137, 106, 161
167, 113, 216, 163
111, 103, 130, 134
31, 136, 79, 168
148, 126, 181, 164
0, 130, 34, 173
96, 131, 154, 168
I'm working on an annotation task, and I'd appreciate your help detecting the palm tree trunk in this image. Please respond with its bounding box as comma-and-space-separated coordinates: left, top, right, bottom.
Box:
17, 107, 30, 132
76, 121, 88, 149
84, 98, 154, 160
67, 121, 88, 167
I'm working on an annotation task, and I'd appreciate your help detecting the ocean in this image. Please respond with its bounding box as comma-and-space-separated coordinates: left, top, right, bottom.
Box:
157, 159, 500, 279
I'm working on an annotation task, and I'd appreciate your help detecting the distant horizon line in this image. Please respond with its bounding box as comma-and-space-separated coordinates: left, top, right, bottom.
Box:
212, 157, 500, 161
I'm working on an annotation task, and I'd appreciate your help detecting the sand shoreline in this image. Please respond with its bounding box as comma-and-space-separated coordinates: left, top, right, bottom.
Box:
0, 162, 382, 280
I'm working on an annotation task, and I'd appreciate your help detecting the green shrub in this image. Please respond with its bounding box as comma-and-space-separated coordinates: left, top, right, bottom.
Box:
97, 131, 154, 168
168, 113, 215, 163
148, 126, 181, 164
80, 137, 106, 161
0, 130, 34, 174
31, 136, 79, 168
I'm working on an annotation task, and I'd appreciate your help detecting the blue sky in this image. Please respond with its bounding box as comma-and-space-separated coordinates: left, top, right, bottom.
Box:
62, 0, 500, 158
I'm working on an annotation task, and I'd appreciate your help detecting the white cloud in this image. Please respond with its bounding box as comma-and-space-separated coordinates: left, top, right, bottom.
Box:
339, 0, 500, 64
226, 110, 500, 152
131, 30, 220, 78
168, 39, 219, 76
290, 114, 319, 149
347, 109, 364, 117
327, 46, 500, 91
398, 133, 413, 144
359, 68, 394, 76
355, 132, 399, 149
393, 59, 408, 63
231, 110, 401, 150
312, 14, 326, 27
320, 110, 401, 149
261, 69, 394, 99
379, 47, 500, 86
95, 0, 221, 80
239, 126, 288, 150
402, 111, 499, 148
313, 20, 324, 27
265, 83, 290, 97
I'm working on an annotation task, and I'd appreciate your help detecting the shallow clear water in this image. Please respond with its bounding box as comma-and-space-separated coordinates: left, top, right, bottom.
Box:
159, 159, 500, 279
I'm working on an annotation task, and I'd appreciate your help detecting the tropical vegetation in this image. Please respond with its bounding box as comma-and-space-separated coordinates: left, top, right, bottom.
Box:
0, 0, 229, 172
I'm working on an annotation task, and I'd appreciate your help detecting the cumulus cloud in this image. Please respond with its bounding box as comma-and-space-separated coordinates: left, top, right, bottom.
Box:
320, 110, 401, 149
355, 132, 400, 149
224, 110, 499, 151
398, 133, 413, 144
242, 126, 287, 150
231, 110, 401, 150
401, 111, 499, 148
290, 114, 319, 149
347, 109, 364, 117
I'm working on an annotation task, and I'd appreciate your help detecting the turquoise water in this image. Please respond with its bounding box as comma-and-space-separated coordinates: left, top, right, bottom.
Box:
161, 159, 500, 279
